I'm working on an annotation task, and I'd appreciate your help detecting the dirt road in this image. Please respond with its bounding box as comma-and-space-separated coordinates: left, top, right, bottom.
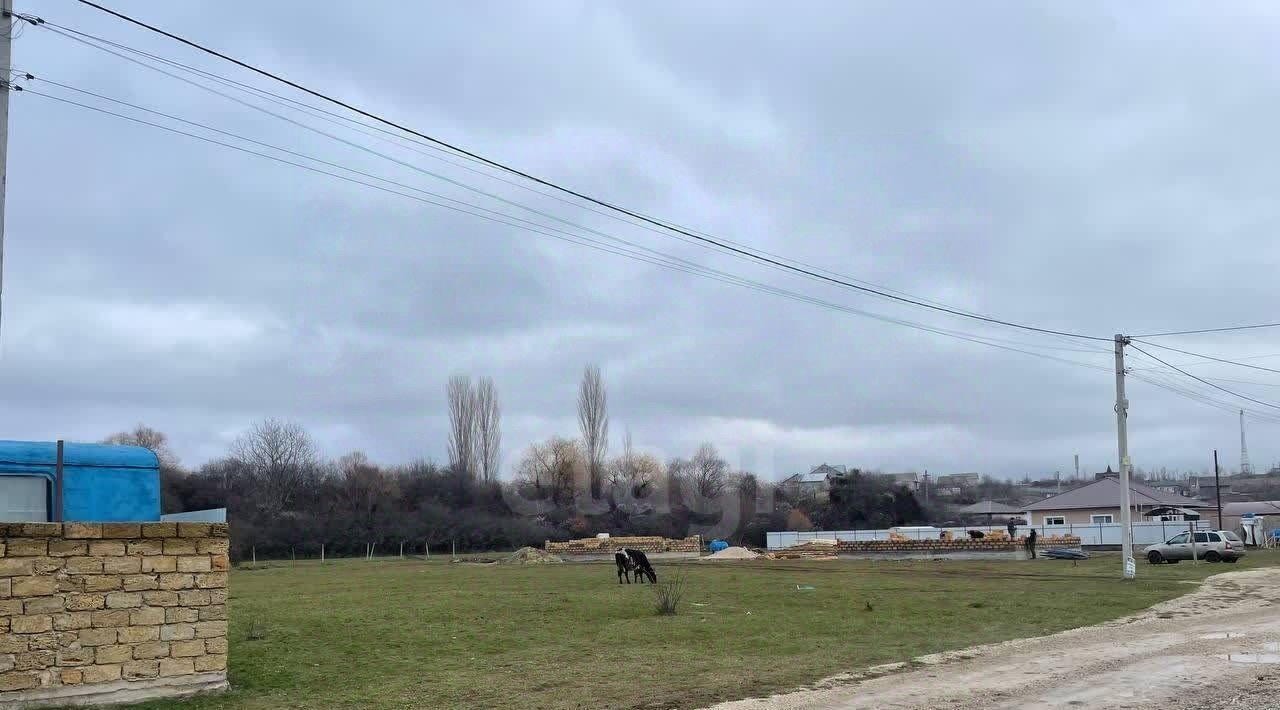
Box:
707, 568, 1280, 710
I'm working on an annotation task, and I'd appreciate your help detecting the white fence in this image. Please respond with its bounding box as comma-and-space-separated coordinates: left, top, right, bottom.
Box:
767, 520, 1212, 550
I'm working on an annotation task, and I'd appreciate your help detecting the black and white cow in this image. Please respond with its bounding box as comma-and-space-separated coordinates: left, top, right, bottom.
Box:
615, 548, 657, 584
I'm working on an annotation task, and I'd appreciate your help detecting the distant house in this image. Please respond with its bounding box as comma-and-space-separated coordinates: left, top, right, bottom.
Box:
1193, 476, 1232, 501
1220, 501, 1280, 534
1023, 477, 1206, 526
1094, 466, 1120, 481
1153, 482, 1192, 498
875, 472, 920, 491
933, 473, 980, 497
955, 500, 1021, 522
779, 464, 846, 499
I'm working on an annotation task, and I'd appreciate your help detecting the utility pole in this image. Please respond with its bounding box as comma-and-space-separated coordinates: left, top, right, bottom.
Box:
1114, 334, 1135, 579
0, 0, 12, 341
922, 470, 929, 505
1240, 410, 1253, 476
1214, 449, 1223, 530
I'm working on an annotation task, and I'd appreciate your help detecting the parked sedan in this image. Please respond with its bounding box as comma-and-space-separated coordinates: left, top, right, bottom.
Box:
1146, 530, 1245, 564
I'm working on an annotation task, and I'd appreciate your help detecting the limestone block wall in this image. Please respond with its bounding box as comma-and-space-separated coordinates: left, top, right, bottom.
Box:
0, 522, 229, 707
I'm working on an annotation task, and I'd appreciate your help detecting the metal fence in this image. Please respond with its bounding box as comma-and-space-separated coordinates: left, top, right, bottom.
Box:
161, 508, 227, 523
766, 520, 1213, 550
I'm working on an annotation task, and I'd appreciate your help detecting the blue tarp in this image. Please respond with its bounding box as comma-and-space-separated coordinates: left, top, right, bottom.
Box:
0, 440, 160, 522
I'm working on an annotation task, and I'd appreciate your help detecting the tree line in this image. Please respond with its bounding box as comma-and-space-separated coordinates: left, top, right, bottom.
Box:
103, 365, 929, 560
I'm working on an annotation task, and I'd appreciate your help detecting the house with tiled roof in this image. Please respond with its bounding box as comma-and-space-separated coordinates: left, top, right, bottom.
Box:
1023, 476, 1205, 526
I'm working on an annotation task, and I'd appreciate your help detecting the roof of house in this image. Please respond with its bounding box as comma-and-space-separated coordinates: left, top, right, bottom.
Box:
1221, 501, 1280, 517
1023, 476, 1206, 511
955, 500, 1021, 515
784, 464, 845, 485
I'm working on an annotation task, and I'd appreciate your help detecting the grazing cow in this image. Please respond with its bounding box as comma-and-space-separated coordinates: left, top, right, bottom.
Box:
967, 530, 985, 540
615, 548, 658, 584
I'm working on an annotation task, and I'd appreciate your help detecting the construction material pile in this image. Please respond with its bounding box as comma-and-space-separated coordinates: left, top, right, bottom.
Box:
502, 547, 564, 565
545, 535, 701, 555
766, 539, 838, 560
702, 546, 761, 560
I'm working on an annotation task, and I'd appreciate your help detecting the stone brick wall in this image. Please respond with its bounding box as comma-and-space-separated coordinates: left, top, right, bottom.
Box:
0, 522, 229, 707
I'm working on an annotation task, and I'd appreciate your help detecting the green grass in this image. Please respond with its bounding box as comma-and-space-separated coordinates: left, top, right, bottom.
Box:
130, 551, 1280, 710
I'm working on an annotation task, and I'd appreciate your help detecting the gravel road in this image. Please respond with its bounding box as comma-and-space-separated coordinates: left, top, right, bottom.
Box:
705, 568, 1280, 710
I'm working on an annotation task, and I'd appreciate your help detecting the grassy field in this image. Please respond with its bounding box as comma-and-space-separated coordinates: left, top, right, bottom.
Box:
127, 551, 1280, 710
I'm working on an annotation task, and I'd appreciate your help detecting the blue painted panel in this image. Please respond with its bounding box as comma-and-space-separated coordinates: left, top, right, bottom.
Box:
0, 440, 160, 522
63, 467, 160, 522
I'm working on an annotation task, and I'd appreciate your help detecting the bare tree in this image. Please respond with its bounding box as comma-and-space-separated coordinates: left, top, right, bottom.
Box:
690, 442, 730, 499
446, 375, 478, 478
230, 418, 320, 514
336, 451, 395, 538
475, 377, 502, 483
607, 427, 635, 490
103, 424, 179, 467
516, 437, 582, 506
607, 427, 661, 498
577, 364, 609, 498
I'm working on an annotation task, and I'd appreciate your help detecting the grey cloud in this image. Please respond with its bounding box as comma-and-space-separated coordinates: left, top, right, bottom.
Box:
0, 1, 1276, 478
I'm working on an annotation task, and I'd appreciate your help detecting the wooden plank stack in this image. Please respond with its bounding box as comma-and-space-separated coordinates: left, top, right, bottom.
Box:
544, 536, 701, 555
764, 539, 838, 560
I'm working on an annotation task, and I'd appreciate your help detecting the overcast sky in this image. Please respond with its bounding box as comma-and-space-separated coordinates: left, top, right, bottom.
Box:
3, 2, 1279, 480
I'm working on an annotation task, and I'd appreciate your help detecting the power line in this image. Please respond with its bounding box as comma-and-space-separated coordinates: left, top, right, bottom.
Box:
1132, 322, 1280, 338
1129, 339, 1280, 376
64, 1, 1112, 343
1207, 377, 1280, 389
20, 84, 1115, 372
1128, 372, 1280, 423
1127, 342, 1280, 412
40, 19, 1090, 351
37, 20, 1121, 363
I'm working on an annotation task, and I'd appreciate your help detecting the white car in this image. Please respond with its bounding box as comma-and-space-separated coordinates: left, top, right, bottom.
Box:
1145, 530, 1245, 564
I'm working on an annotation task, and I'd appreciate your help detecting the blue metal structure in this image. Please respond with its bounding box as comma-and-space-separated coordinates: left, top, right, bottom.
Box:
0, 440, 160, 522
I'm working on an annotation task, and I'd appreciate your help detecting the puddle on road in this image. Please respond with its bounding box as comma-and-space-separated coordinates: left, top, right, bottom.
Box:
1200, 632, 1247, 639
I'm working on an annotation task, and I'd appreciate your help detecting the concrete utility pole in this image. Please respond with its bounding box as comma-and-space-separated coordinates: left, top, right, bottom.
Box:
1214, 449, 1223, 530
0, 0, 12, 342
1114, 334, 1136, 579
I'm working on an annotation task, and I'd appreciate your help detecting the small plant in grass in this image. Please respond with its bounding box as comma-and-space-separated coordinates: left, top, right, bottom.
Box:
654, 573, 686, 616
246, 612, 267, 641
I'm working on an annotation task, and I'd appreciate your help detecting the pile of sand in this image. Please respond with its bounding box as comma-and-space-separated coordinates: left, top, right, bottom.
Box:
702, 546, 760, 560
502, 547, 564, 565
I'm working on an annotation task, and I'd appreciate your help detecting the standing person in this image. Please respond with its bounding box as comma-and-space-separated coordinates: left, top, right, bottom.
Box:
1025, 528, 1038, 559
1007, 519, 1017, 541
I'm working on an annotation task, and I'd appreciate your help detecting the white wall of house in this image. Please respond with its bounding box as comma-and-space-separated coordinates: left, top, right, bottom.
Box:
1025, 505, 1187, 526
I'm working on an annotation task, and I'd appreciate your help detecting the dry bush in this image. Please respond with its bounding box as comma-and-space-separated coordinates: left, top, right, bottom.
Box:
653, 572, 686, 616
